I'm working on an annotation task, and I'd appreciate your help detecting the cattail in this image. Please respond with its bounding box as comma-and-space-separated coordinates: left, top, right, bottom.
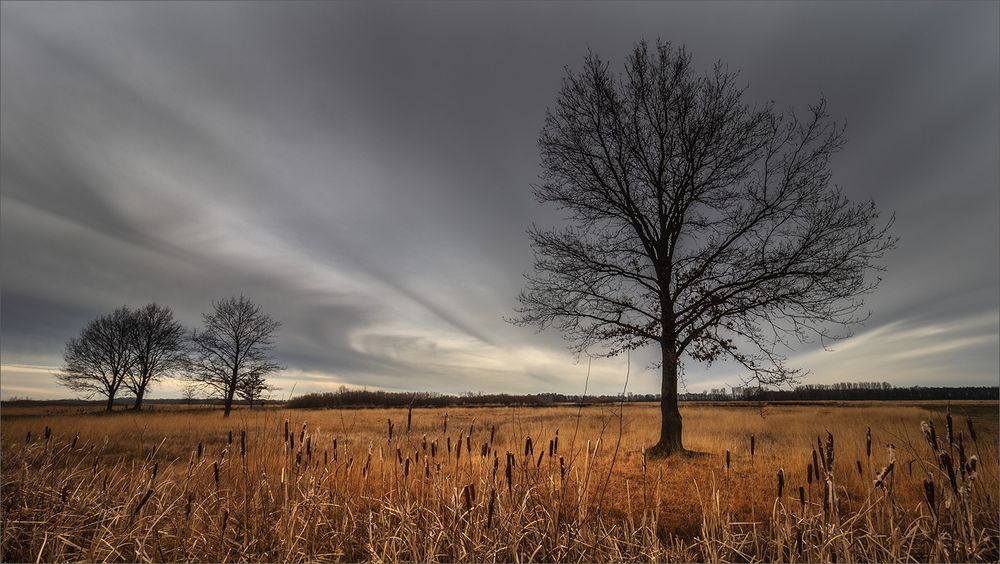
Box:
447, 436, 452, 455
855, 460, 862, 476
822, 480, 830, 516
443, 412, 448, 433
750, 434, 756, 459
966, 454, 978, 477
388, 419, 394, 441
559, 455, 566, 479
725, 449, 730, 471
152, 462, 159, 482
463, 484, 472, 512
228, 430, 232, 445
825, 431, 835, 471
25, 431, 31, 443
71, 434, 79, 449
641, 447, 647, 479
213, 462, 219, 485
396, 448, 403, 465
422, 434, 428, 452
966, 416, 977, 442
548, 439, 554, 458
490, 425, 495, 444
817, 440, 827, 473
807, 463, 813, 485
481, 443, 487, 458
798, 486, 805, 510
873, 461, 894, 489
221, 509, 229, 535
92, 456, 101, 475
554, 433, 559, 454
185, 493, 194, 520
456, 437, 463, 462
431, 440, 437, 458
300, 423, 306, 444
812, 448, 820, 479
44, 426, 51, 441
306, 436, 312, 457
133, 488, 154, 516
324, 450, 328, 465
404, 457, 410, 478
240, 430, 246, 458
505, 452, 513, 494
957, 433, 967, 479
923, 477, 936, 515
945, 407, 954, 448
777, 468, 785, 498
415, 450, 420, 464
865, 427, 872, 458
407, 405, 413, 433
525, 436, 533, 457
939, 451, 958, 493
197, 442, 203, 459
536, 451, 543, 467
920, 420, 938, 452
333, 438, 338, 461
290, 433, 295, 451
284, 420, 289, 442
487, 488, 496, 528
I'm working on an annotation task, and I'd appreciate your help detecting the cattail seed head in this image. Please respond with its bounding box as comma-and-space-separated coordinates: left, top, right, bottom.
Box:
807, 463, 813, 485
777, 468, 785, 498
873, 461, 894, 489
750, 435, 756, 458
946, 407, 954, 447
725, 449, 730, 470
923, 477, 936, 515
966, 416, 977, 442
865, 427, 872, 458
825, 431, 835, 470
798, 486, 805, 509
920, 420, 938, 452
812, 449, 820, 478
856, 460, 862, 476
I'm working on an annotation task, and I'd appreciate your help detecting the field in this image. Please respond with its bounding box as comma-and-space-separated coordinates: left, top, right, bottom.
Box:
1, 401, 997, 562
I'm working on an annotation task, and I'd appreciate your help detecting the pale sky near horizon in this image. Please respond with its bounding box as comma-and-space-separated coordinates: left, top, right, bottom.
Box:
2, 2, 998, 400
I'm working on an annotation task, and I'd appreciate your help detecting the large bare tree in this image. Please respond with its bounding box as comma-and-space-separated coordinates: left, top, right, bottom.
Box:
513, 41, 895, 455
189, 296, 281, 417
58, 306, 138, 412
124, 303, 187, 410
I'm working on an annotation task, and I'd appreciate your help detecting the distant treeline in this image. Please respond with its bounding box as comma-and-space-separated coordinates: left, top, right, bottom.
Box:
287, 382, 999, 409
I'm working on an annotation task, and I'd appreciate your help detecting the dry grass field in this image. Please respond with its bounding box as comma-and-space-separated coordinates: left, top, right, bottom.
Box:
1, 401, 996, 562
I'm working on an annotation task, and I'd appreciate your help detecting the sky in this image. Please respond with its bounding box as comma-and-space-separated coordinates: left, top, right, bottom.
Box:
1, 1, 998, 400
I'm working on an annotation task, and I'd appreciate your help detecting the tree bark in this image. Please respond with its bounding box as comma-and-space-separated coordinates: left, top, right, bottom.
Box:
224, 387, 234, 417
105, 393, 115, 413
133, 387, 145, 411
653, 339, 684, 455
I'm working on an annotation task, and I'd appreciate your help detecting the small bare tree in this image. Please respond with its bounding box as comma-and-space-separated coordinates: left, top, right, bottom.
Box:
513, 41, 895, 455
124, 303, 187, 410
58, 306, 138, 412
237, 372, 273, 409
189, 296, 281, 417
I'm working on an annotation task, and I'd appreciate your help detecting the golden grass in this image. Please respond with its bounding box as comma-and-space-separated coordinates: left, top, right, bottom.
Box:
1, 401, 997, 562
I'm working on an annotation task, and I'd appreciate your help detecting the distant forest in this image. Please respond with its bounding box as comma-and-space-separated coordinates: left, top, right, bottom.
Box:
286, 382, 998, 409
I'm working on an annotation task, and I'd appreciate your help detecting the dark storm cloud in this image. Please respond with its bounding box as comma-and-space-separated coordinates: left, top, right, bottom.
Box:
1, 1, 997, 399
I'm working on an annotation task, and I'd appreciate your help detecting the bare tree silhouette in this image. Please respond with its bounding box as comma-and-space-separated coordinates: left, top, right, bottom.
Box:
58, 306, 138, 412
124, 303, 187, 410
513, 40, 895, 455
189, 296, 281, 417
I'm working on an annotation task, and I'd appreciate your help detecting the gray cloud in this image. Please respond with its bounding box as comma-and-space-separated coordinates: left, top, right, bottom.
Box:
1, 1, 997, 399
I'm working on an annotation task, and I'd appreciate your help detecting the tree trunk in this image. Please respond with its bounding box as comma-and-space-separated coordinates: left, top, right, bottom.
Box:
224, 389, 234, 417
105, 394, 115, 413
653, 339, 684, 455
133, 387, 145, 411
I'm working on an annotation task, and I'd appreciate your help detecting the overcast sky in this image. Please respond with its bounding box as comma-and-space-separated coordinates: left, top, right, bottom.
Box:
2, 1, 998, 400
